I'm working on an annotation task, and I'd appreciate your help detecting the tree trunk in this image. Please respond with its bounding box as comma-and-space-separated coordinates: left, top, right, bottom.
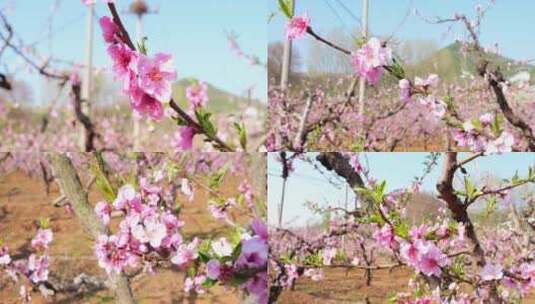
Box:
47, 153, 136, 304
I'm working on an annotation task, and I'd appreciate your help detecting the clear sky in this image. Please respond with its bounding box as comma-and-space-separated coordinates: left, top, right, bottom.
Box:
268, 153, 535, 227
2, 0, 267, 104
269, 0, 535, 67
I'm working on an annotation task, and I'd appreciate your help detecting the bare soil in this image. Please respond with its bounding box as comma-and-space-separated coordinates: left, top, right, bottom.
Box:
277, 267, 535, 303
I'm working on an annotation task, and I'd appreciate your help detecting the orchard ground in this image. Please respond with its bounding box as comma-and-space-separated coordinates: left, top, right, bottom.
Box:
278, 262, 535, 304
0, 169, 248, 303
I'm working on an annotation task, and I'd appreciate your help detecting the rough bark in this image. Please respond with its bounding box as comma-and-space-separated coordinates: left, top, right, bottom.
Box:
71, 83, 97, 152
436, 152, 501, 303
316, 153, 364, 190
317, 152, 367, 210
47, 153, 136, 304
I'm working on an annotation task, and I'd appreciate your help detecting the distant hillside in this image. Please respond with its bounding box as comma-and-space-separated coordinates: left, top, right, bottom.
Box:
409, 42, 534, 83
172, 78, 263, 113
289, 42, 534, 92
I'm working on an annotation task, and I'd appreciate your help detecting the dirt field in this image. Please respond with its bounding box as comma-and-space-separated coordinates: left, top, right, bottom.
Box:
277, 267, 410, 304
277, 266, 535, 304
0, 170, 244, 303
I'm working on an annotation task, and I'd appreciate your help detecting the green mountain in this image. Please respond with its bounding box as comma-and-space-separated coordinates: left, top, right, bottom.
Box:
408, 42, 533, 83
172, 78, 263, 113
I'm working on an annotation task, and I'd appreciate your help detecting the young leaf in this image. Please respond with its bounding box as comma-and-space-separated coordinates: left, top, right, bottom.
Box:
202, 278, 217, 288
39, 217, 50, 229
195, 109, 217, 138
278, 0, 294, 19
136, 37, 149, 55
208, 166, 228, 189
490, 113, 502, 136
233, 122, 247, 150
464, 177, 481, 200
485, 196, 497, 216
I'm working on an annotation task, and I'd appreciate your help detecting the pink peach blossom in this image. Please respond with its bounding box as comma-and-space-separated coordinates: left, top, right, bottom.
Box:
99, 16, 120, 44
173, 126, 195, 151
186, 82, 209, 109
286, 13, 310, 40
135, 53, 177, 103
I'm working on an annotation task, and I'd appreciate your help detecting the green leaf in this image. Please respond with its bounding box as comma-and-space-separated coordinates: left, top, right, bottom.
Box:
387, 295, 398, 304
186, 265, 198, 277
98, 296, 115, 303
389, 58, 406, 80
511, 171, 521, 185
528, 167, 535, 181
208, 166, 228, 189
278, 0, 294, 18
202, 278, 217, 288
198, 251, 211, 263
195, 109, 217, 138
365, 213, 384, 225
233, 122, 247, 150
490, 113, 502, 136
471, 118, 483, 130
355, 187, 375, 203
227, 227, 243, 246
374, 180, 387, 202
39, 217, 50, 229
464, 177, 481, 200
451, 257, 465, 277
303, 252, 322, 267
90, 159, 116, 202
231, 242, 242, 261
443, 95, 455, 109
230, 272, 250, 285
136, 37, 149, 55
485, 196, 497, 216
175, 116, 188, 126
393, 222, 409, 239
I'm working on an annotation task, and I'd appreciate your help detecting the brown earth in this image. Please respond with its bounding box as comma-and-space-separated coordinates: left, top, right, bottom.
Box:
278, 267, 535, 304
0, 170, 244, 304
277, 267, 411, 304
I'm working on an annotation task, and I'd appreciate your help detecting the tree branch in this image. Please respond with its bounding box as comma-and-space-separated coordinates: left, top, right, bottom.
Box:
105, 3, 234, 152
47, 153, 135, 304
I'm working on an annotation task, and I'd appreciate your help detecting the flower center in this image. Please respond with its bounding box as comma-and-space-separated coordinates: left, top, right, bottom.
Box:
149, 68, 163, 82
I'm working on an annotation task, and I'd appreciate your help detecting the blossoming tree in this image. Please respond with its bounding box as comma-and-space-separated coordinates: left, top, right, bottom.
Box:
0, 1, 265, 152
269, 1, 535, 152
0, 152, 267, 303
269, 152, 535, 303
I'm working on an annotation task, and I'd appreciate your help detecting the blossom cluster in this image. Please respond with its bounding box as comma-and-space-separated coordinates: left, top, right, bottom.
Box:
399, 74, 446, 119
351, 38, 393, 85
176, 218, 268, 303
271, 173, 535, 302
93, 170, 267, 302
0, 228, 54, 303
99, 16, 176, 120
94, 182, 186, 274
171, 81, 210, 151
453, 113, 515, 153
398, 73, 516, 153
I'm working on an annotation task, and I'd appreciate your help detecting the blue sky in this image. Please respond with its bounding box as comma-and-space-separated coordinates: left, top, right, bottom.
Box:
2, 0, 267, 104
268, 153, 535, 227
269, 0, 535, 67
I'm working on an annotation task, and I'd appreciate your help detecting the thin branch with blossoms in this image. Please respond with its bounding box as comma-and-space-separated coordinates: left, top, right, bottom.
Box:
274, 3, 535, 152
430, 13, 535, 150
102, 3, 235, 152
271, 152, 535, 302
